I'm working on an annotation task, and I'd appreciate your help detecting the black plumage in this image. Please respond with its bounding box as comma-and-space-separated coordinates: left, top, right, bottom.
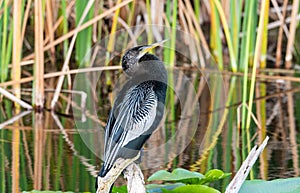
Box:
96, 43, 167, 191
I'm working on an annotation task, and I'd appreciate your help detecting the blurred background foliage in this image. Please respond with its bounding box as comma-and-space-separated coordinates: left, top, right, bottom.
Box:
0, 0, 300, 192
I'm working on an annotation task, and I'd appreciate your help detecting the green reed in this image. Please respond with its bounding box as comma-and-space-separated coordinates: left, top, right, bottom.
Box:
163, 0, 178, 168
0, 0, 12, 83
75, 1, 94, 67
61, 0, 69, 58
209, 0, 223, 70
240, 0, 256, 160
229, 0, 242, 62
212, 0, 237, 72
0, 124, 5, 192
245, 0, 270, 156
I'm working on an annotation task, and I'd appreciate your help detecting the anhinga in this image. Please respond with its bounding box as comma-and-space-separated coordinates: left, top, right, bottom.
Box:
96, 41, 167, 192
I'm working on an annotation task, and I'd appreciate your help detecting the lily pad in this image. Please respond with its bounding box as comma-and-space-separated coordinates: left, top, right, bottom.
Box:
199, 169, 231, 184
112, 185, 127, 193
239, 177, 300, 193
161, 185, 220, 193
148, 168, 204, 184
146, 183, 185, 193
22, 191, 75, 193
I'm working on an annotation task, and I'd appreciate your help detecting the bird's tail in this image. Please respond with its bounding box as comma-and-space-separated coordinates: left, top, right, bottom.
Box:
95, 166, 113, 192
98, 165, 107, 177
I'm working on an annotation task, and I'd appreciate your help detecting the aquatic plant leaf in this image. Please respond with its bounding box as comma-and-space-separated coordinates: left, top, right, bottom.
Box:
161, 185, 220, 193
112, 185, 127, 193
148, 168, 204, 184
146, 183, 185, 193
239, 178, 300, 193
199, 169, 231, 184
22, 191, 75, 193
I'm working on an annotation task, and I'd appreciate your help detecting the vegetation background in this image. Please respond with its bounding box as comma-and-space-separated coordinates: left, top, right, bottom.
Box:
0, 0, 300, 192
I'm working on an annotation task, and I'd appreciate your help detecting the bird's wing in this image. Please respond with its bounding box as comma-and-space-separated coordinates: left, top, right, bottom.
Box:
102, 84, 158, 173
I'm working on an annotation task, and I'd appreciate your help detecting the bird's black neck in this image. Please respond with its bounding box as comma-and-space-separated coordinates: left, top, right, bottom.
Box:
138, 53, 167, 81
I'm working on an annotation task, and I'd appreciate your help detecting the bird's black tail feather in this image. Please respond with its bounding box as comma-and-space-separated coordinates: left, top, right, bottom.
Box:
95, 166, 113, 192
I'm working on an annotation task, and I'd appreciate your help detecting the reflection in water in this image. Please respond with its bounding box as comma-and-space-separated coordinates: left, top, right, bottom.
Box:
286, 81, 299, 177
51, 112, 97, 177
0, 71, 300, 192
0, 111, 31, 130
12, 111, 20, 193
34, 113, 43, 190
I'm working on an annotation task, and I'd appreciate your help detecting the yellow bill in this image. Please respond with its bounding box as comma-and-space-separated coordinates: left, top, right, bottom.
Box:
138, 39, 168, 59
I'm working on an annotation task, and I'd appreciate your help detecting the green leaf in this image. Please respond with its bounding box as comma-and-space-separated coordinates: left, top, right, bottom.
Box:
239, 178, 300, 193
22, 191, 75, 193
199, 169, 231, 184
148, 168, 204, 184
112, 185, 127, 193
162, 185, 220, 193
146, 183, 185, 193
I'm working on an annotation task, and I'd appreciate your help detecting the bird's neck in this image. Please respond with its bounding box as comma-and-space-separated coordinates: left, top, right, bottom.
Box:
138, 53, 167, 80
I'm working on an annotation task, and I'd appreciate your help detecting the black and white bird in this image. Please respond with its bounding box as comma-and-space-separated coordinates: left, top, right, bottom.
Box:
96, 41, 167, 191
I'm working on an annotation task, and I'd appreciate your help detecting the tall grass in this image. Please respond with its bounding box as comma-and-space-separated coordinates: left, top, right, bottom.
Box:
245, 0, 270, 153
0, 0, 298, 93
209, 0, 223, 70
275, 0, 289, 68
164, 0, 178, 168
258, 0, 270, 180
0, 0, 12, 83
33, 0, 44, 108
240, 0, 256, 160
212, 0, 237, 72
12, 0, 23, 192
75, 1, 94, 67
60, 0, 69, 58
285, 0, 299, 69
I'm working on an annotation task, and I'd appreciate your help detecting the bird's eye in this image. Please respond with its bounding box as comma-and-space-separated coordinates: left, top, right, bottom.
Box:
122, 58, 129, 70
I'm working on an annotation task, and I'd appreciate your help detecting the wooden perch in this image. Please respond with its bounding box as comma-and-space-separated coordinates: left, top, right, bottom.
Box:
124, 163, 146, 193
96, 152, 142, 193
225, 136, 269, 193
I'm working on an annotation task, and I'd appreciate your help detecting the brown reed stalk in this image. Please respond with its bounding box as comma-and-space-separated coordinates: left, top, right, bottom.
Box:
21, 0, 32, 44
33, 0, 44, 109
12, 0, 22, 192
21, 0, 133, 63
5, 66, 300, 88
274, 0, 288, 68
184, 0, 210, 56
50, 0, 95, 109
285, 0, 299, 69
45, 0, 55, 64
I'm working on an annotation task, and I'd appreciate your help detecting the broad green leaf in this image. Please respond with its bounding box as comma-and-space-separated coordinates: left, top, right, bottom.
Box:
112, 185, 127, 193
22, 191, 75, 193
199, 169, 231, 184
161, 185, 220, 193
146, 183, 185, 193
239, 178, 300, 193
148, 168, 204, 184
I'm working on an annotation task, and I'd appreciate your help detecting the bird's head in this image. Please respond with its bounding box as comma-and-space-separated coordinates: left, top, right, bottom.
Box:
121, 40, 167, 76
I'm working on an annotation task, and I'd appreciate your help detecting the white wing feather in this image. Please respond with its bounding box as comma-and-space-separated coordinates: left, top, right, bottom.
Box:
103, 84, 157, 171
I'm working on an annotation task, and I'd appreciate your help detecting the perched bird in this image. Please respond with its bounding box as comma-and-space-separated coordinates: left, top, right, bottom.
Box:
96, 41, 168, 191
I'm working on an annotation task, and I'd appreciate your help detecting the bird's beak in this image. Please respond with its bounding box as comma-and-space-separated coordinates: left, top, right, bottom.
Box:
137, 39, 168, 59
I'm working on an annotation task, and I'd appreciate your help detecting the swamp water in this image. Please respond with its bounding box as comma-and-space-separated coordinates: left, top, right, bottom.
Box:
0, 70, 300, 192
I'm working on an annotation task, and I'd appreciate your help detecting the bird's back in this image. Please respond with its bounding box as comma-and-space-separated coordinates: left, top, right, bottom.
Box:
100, 77, 166, 177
